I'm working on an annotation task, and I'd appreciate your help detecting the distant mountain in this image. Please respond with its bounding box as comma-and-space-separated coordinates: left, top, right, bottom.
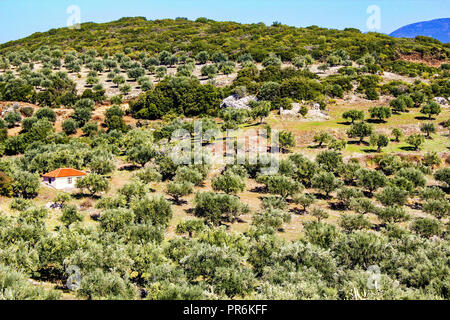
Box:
390, 18, 449, 43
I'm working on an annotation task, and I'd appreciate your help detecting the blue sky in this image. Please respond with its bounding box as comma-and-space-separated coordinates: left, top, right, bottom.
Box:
0, 0, 448, 44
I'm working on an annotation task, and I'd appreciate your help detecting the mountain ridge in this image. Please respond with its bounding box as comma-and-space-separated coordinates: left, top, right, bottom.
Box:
390, 18, 449, 43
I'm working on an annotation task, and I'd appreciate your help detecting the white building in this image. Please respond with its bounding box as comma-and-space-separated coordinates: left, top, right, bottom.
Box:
42, 168, 86, 190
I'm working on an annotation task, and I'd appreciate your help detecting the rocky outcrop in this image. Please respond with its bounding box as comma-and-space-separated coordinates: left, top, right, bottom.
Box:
434, 97, 449, 106
280, 102, 330, 121
280, 103, 301, 117
220, 94, 256, 110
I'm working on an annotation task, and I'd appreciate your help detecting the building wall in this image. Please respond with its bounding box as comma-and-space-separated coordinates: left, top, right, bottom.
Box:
46, 176, 83, 190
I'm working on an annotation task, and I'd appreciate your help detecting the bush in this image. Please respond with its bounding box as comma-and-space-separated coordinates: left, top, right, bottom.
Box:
35, 107, 56, 122
411, 218, 442, 238
261, 196, 288, 210
434, 168, 450, 187
62, 119, 78, 135
422, 199, 450, 220
9, 197, 33, 211
0, 264, 60, 299
19, 106, 34, 117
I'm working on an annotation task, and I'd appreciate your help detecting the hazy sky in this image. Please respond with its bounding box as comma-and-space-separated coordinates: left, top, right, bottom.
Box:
0, 0, 448, 43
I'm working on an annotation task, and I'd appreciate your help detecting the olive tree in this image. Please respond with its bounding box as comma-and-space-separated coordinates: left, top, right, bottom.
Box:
278, 130, 296, 152
376, 186, 409, 206
391, 128, 403, 142
355, 168, 386, 196
176, 219, 206, 237
76, 173, 110, 196
166, 181, 194, 204
11, 170, 40, 198
60, 204, 84, 226
292, 193, 316, 212
347, 122, 373, 144
375, 205, 410, 224
369, 133, 389, 152
336, 187, 364, 208
369, 106, 391, 122
342, 110, 364, 124
310, 207, 329, 222
406, 134, 425, 151
211, 171, 246, 195
311, 172, 343, 198
62, 119, 78, 135
313, 131, 332, 148
194, 192, 249, 225
257, 174, 302, 199
339, 214, 372, 232
127, 144, 156, 167
349, 198, 376, 214
251, 101, 271, 124
420, 123, 436, 139
420, 101, 441, 119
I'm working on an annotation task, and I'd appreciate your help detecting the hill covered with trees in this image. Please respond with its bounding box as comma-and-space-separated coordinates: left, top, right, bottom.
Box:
0, 17, 449, 301
1, 17, 449, 62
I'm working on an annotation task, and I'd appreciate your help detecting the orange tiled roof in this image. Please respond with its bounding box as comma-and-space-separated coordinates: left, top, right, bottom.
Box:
42, 168, 86, 178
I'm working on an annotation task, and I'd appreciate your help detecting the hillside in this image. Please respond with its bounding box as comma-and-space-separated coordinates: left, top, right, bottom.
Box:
0, 16, 449, 301
1, 17, 449, 63
390, 18, 450, 44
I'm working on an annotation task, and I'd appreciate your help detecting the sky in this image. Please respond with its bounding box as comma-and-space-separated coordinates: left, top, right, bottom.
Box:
0, 0, 448, 44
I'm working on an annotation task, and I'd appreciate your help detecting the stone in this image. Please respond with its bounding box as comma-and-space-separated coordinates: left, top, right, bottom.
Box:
220, 94, 256, 110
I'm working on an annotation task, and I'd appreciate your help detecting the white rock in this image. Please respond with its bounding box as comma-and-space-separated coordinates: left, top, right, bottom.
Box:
220, 94, 256, 110
434, 97, 448, 105
280, 103, 301, 117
